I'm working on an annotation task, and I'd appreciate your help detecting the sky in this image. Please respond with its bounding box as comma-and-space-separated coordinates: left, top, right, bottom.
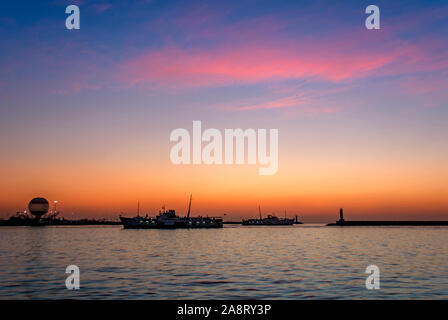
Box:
0, 0, 447, 222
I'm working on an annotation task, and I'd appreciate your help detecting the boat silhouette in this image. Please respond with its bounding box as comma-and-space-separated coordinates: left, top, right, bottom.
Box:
120, 195, 223, 229
242, 206, 296, 226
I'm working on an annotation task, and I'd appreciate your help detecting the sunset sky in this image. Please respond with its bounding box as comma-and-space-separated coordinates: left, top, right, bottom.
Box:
0, 0, 447, 222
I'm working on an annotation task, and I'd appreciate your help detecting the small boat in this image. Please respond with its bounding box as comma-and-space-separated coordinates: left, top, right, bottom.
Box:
120, 196, 223, 229
242, 206, 296, 226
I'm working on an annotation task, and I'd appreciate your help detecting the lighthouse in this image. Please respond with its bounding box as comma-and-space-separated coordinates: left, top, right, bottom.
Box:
339, 208, 344, 223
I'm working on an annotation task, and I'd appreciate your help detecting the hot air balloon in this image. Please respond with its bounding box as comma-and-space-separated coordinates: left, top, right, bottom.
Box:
28, 198, 49, 218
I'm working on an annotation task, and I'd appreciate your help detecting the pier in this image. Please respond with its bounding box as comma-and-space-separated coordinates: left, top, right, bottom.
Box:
327, 209, 448, 226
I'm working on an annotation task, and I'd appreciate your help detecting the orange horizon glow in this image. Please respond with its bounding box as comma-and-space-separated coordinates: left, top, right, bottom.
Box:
1, 150, 447, 222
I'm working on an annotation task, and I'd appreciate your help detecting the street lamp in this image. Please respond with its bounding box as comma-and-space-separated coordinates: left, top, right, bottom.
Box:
54, 200, 58, 214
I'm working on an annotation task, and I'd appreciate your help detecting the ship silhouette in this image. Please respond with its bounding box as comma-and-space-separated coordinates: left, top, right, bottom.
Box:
241, 206, 298, 226
120, 195, 223, 229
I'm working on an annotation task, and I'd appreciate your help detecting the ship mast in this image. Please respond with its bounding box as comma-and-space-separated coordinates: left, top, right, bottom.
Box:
259, 205, 262, 220
187, 194, 192, 218
137, 200, 140, 217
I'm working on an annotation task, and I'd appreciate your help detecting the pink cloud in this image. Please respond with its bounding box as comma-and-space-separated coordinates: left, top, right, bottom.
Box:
119, 40, 410, 89
116, 18, 446, 114
229, 95, 311, 111
119, 4, 448, 92
217, 85, 347, 114
227, 95, 340, 114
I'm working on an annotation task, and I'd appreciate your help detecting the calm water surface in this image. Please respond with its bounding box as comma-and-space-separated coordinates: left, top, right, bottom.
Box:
0, 225, 447, 299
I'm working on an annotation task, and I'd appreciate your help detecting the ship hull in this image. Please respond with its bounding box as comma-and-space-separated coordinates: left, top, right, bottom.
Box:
242, 221, 294, 226
242, 217, 295, 226
120, 217, 223, 229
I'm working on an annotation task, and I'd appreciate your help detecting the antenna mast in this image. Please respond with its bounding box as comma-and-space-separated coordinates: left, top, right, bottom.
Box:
187, 194, 192, 218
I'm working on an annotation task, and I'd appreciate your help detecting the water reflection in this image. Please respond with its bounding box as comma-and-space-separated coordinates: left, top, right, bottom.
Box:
0, 225, 447, 299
